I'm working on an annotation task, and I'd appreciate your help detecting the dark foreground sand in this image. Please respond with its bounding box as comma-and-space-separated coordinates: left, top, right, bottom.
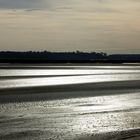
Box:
0, 129, 140, 140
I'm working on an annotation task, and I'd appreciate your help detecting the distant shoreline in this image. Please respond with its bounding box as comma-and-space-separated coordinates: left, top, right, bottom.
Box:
0, 51, 140, 63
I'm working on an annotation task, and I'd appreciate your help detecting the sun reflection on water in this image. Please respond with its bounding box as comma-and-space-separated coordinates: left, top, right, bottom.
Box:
71, 93, 140, 134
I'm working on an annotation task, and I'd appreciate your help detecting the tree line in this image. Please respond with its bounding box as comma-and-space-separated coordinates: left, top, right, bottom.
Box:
0, 51, 140, 63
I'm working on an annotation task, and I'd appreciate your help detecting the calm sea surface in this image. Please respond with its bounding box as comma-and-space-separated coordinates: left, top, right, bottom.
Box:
0, 64, 140, 140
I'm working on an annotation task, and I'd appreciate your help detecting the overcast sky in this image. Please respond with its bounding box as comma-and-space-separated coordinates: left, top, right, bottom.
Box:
0, 0, 140, 53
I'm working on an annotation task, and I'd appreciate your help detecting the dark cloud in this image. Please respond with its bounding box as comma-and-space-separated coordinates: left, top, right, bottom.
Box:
0, 0, 115, 10
0, 0, 48, 9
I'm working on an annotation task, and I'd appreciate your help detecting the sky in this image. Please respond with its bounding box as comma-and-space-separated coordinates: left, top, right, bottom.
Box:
0, 0, 140, 53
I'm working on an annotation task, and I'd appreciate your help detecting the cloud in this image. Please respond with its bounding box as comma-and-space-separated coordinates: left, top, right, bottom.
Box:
0, 0, 126, 10
0, 0, 48, 9
0, 0, 139, 14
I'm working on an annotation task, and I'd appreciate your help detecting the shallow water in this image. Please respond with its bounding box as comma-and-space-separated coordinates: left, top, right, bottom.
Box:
0, 64, 140, 140
0, 65, 140, 89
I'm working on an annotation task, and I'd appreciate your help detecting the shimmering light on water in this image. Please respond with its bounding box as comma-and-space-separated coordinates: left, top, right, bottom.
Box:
0, 65, 140, 89
0, 64, 140, 140
0, 68, 140, 77
0, 92, 140, 139
0, 73, 140, 89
